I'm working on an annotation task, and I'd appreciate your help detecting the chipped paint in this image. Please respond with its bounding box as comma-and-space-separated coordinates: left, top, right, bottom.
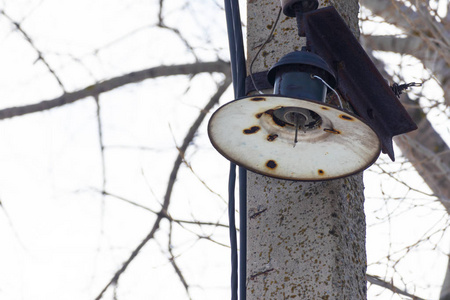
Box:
266, 160, 277, 169
251, 97, 266, 101
323, 128, 341, 134
339, 114, 355, 121
267, 134, 279, 141
243, 126, 262, 134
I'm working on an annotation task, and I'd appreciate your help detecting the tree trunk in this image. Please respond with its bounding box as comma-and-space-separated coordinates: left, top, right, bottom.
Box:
245, 0, 367, 299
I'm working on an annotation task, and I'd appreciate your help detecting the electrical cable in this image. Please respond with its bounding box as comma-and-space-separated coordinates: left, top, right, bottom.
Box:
224, 0, 246, 97
228, 162, 238, 300
238, 166, 247, 300
312, 75, 344, 109
224, 0, 238, 90
224, 0, 247, 299
249, 7, 282, 94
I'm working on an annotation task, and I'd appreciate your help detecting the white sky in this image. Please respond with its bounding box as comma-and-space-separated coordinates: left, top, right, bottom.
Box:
0, 0, 448, 299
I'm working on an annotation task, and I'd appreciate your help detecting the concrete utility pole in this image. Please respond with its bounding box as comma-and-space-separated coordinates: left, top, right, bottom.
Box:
246, 0, 367, 299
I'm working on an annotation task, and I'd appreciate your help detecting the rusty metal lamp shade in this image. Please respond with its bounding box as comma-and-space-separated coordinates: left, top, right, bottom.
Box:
208, 51, 381, 181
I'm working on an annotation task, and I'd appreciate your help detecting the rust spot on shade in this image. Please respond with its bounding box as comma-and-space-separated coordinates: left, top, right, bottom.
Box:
323, 128, 341, 134
318, 169, 325, 175
267, 134, 278, 141
265, 109, 286, 127
266, 160, 277, 169
251, 97, 266, 101
243, 126, 260, 134
339, 114, 354, 121
321, 106, 329, 110
264, 109, 274, 116
255, 112, 263, 119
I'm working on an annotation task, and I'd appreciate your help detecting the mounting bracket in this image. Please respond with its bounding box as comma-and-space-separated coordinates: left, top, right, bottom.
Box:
300, 6, 417, 160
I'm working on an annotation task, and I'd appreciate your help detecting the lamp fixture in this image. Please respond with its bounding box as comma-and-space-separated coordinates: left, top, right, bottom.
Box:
208, 1, 417, 181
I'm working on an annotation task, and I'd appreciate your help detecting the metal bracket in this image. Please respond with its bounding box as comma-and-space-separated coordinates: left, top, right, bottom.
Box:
301, 6, 417, 160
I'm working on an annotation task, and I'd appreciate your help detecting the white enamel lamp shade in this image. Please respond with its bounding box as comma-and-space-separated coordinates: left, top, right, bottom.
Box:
208, 95, 381, 181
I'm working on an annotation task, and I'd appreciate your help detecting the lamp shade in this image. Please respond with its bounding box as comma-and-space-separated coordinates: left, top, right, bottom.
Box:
208, 95, 381, 181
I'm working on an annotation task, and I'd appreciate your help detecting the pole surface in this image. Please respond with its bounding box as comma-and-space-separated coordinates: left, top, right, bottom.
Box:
245, 1, 367, 299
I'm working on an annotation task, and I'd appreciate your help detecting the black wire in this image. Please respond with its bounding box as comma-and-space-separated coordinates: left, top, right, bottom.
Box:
225, 0, 240, 295
227, 0, 246, 98
249, 7, 282, 94
228, 162, 238, 300
229, 2, 247, 298
224, 0, 238, 91
224, 0, 247, 299
238, 166, 247, 300
224, 0, 247, 298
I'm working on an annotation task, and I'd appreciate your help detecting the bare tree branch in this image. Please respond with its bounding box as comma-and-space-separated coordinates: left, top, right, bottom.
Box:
168, 125, 226, 203
0, 198, 28, 251
94, 75, 232, 300
157, 0, 198, 61
367, 274, 426, 300
0, 61, 230, 120
99, 190, 159, 214
362, 35, 422, 56
361, 0, 420, 29
362, 29, 450, 299
0, 9, 66, 91
393, 96, 450, 209
167, 222, 192, 300
362, 34, 450, 106
94, 95, 108, 231
98, 189, 229, 228
361, 0, 449, 44
361, 0, 450, 105
361, 39, 450, 212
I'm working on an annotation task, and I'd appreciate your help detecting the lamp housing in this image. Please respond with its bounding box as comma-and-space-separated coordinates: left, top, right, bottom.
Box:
267, 51, 336, 102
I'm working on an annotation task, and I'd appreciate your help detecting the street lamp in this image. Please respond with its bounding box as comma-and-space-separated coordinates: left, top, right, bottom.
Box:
208, 1, 416, 181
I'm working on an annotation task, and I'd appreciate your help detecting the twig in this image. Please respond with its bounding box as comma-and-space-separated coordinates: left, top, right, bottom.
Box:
97, 190, 159, 214
173, 219, 228, 229
167, 222, 192, 300
375, 164, 434, 197
94, 95, 107, 234
367, 274, 426, 300
158, 0, 164, 25
168, 124, 226, 204
157, 0, 198, 61
197, 235, 230, 248
0, 9, 66, 91
158, 24, 199, 62
250, 268, 274, 280
97, 189, 228, 228
0, 198, 28, 251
